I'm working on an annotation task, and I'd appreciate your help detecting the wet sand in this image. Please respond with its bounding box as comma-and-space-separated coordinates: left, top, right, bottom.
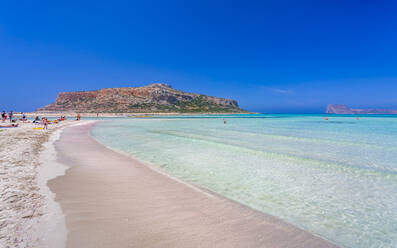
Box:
49, 122, 338, 248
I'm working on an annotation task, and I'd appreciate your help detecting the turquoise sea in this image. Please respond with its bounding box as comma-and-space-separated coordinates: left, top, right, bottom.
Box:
91, 114, 397, 248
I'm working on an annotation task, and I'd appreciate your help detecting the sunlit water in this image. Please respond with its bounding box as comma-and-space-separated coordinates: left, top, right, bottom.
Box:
91, 114, 397, 248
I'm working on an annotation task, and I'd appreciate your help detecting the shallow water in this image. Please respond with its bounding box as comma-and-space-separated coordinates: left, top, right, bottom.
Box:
91, 114, 397, 248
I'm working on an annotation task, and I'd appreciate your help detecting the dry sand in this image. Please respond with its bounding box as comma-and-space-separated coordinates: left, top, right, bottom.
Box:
50, 122, 338, 248
0, 120, 73, 248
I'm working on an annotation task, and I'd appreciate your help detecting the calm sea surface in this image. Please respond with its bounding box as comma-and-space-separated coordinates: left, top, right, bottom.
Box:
91, 114, 397, 248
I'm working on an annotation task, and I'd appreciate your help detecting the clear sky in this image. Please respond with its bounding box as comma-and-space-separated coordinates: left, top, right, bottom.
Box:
0, 0, 396, 113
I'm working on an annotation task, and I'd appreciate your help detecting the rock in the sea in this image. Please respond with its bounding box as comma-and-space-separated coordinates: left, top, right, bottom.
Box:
326, 104, 397, 114
326, 104, 354, 114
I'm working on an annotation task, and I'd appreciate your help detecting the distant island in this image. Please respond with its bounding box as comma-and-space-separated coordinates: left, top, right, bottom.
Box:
326, 104, 397, 114
38, 83, 246, 113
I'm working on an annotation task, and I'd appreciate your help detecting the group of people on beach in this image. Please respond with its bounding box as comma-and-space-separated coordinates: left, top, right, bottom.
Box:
0, 110, 76, 129
2, 110, 14, 122
2, 110, 29, 123
34, 116, 69, 129
1, 111, 25, 127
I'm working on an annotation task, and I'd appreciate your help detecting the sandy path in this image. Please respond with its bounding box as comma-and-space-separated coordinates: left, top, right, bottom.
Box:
50, 123, 338, 248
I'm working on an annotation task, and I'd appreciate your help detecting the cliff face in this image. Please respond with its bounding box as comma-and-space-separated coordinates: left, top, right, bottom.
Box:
326, 104, 397, 114
38, 83, 245, 113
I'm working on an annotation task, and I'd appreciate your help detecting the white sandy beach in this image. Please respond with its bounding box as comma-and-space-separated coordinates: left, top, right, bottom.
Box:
47, 122, 338, 248
0, 120, 73, 248
0, 119, 339, 248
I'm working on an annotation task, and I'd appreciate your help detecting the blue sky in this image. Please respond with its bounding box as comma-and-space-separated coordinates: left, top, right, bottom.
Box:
0, 0, 396, 113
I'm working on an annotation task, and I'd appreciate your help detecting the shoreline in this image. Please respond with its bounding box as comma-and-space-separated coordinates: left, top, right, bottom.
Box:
34, 128, 68, 248
49, 122, 338, 247
19, 112, 254, 118
34, 121, 98, 247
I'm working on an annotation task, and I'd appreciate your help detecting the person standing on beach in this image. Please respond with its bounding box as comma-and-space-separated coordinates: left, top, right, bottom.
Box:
22, 112, 27, 123
77, 113, 81, 121
8, 111, 13, 122
43, 118, 48, 129
1, 111, 6, 122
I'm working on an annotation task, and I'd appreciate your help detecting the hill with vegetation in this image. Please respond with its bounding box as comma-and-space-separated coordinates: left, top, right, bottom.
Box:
38, 83, 246, 113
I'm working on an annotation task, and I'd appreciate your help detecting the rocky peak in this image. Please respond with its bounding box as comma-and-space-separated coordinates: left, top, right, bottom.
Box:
147, 83, 172, 89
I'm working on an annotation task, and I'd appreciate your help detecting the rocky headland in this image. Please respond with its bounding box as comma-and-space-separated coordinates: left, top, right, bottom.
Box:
38, 83, 246, 113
